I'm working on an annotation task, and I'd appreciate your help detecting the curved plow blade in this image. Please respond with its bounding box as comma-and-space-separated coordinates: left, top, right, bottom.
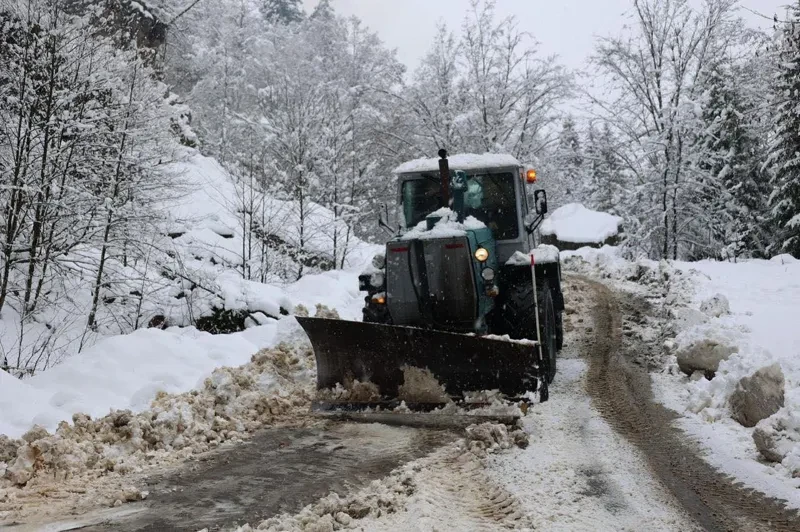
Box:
296, 317, 541, 405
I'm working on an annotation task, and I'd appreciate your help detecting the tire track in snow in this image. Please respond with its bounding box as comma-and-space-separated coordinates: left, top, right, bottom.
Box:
583, 276, 800, 531
485, 277, 699, 532
351, 444, 530, 531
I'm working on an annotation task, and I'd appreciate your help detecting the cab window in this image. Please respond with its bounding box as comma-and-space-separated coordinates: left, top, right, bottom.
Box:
401, 172, 519, 240
462, 173, 519, 240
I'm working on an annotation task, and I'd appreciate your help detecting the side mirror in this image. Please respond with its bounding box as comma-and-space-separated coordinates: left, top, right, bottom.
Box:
378, 203, 394, 235
534, 190, 548, 215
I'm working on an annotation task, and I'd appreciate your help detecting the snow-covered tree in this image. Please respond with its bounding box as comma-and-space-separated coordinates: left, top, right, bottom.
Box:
458, 0, 571, 159
768, 1, 800, 257
696, 57, 773, 259
0, 0, 182, 373
402, 24, 464, 154
592, 0, 741, 259
261, 0, 303, 24
551, 117, 585, 204
396, 0, 571, 168
310, 0, 334, 20
584, 123, 626, 215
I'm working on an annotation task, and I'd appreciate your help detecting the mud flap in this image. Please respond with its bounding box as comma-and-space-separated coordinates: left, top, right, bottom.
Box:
296, 317, 541, 401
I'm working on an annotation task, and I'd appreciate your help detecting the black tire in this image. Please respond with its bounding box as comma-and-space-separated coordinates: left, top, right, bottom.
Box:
539, 286, 558, 384
556, 311, 564, 351
499, 280, 558, 384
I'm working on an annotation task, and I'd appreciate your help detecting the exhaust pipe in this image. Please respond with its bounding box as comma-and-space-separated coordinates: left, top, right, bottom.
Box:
438, 149, 450, 208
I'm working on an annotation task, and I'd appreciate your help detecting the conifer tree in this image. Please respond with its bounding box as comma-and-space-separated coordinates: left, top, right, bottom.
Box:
261, 0, 304, 24
768, 1, 800, 257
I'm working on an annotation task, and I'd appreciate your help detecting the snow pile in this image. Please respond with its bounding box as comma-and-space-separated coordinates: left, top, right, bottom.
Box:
1, 335, 316, 489
398, 366, 451, 404
0, 238, 368, 441
672, 321, 743, 378
506, 244, 560, 266
663, 260, 800, 425
401, 208, 486, 241
770, 254, 798, 265
0, 320, 292, 439
316, 380, 380, 403
753, 409, 800, 470
560, 246, 679, 295
540, 203, 622, 244
465, 422, 529, 455
393, 153, 521, 174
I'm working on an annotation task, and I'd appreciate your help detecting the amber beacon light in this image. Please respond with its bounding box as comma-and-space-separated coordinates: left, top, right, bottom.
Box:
526, 169, 537, 183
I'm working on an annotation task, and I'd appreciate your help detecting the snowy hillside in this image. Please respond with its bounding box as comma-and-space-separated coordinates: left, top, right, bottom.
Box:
0, 147, 377, 380
0, 149, 379, 439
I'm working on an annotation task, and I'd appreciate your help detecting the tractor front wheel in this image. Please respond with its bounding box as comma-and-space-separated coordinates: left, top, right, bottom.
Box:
500, 280, 558, 384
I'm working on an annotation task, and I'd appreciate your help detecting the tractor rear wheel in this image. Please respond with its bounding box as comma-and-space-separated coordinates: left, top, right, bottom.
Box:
500, 280, 558, 384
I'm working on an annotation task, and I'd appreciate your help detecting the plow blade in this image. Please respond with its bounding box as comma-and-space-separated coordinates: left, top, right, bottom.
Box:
296, 317, 541, 404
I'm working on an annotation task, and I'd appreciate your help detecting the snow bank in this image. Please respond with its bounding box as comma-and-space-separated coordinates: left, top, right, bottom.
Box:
0, 321, 279, 440
540, 203, 622, 244
393, 153, 521, 174
400, 208, 486, 241
506, 244, 560, 266
670, 259, 800, 425
1, 329, 316, 489
569, 252, 800, 503
0, 266, 370, 441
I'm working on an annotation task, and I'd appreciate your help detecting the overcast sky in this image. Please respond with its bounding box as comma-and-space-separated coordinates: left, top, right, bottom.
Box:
302, 0, 788, 73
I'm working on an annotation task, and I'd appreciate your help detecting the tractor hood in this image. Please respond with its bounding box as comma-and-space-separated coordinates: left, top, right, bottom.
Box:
386, 214, 498, 333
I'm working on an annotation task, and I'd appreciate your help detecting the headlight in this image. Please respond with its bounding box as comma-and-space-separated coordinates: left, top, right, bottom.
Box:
372, 253, 386, 269
481, 268, 495, 282
474, 247, 490, 262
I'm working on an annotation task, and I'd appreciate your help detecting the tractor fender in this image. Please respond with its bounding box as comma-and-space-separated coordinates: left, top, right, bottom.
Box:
499, 259, 564, 313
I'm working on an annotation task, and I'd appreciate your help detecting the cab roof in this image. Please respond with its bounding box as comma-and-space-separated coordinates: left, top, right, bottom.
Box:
393, 153, 521, 175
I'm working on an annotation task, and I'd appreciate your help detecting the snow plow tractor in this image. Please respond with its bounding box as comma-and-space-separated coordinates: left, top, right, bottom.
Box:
297, 150, 564, 417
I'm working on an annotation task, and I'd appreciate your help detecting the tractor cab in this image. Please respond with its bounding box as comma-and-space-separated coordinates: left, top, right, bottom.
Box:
391, 153, 547, 265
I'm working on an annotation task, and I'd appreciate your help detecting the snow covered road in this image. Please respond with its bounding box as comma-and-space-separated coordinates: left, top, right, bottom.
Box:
6, 275, 800, 531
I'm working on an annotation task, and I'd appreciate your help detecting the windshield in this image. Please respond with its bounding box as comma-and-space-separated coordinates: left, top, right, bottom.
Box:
401, 172, 519, 240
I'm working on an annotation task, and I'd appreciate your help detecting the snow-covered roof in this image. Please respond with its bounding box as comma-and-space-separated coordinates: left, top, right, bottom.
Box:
393, 153, 522, 174
540, 203, 622, 244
